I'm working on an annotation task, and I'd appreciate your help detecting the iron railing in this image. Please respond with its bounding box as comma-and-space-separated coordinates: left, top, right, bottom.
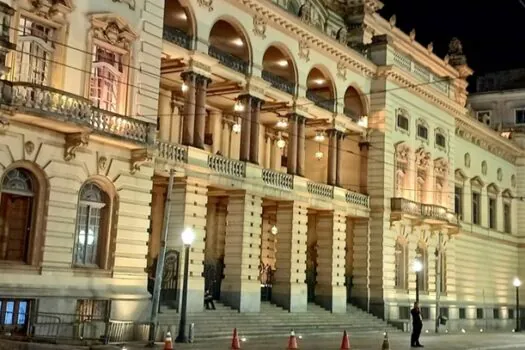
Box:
306, 90, 335, 112
208, 45, 249, 75
261, 70, 296, 95
162, 25, 192, 49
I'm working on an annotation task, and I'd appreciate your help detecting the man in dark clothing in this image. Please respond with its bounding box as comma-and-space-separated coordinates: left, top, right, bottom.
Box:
204, 289, 216, 310
411, 302, 424, 347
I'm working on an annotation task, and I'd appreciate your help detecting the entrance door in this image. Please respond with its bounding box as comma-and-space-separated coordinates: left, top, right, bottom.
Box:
204, 257, 224, 300
160, 250, 180, 309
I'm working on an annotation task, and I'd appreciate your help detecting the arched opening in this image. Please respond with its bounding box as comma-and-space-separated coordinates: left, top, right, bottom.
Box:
163, 0, 194, 49
343, 86, 366, 121
306, 67, 335, 112
208, 19, 250, 74
261, 44, 297, 95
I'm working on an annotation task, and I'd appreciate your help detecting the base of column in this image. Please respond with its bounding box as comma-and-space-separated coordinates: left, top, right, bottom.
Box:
272, 282, 307, 312
315, 285, 347, 313
221, 279, 261, 312
176, 277, 205, 313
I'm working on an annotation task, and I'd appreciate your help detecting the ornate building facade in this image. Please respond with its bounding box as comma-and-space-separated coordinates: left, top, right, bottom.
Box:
0, 0, 523, 336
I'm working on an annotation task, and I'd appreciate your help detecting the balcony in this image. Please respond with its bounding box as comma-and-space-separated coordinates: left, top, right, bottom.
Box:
343, 107, 359, 122
208, 154, 246, 178
390, 198, 460, 228
261, 70, 296, 95
163, 25, 192, 50
261, 168, 293, 190
208, 45, 249, 75
0, 80, 155, 145
306, 90, 335, 113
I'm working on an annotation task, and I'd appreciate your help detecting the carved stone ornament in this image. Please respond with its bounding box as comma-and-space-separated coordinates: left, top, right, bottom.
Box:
90, 14, 138, 51
434, 159, 448, 177
112, 0, 136, 10
98, 156, 108, 171
395, 143, 410, 163
481, 161, 487, 175
0, 114, 9, 132
415, 147, 431, 169
299, 0, 312, 25
336, 27, 348, 45
389, 14, 397, 28
464, 153, 470, 168
253, 14, 267, 39
336, 60, 347, 80
443, 54, 450, 64
197, 0, 213, 11
24, 141, 35, 155
427, 42, 434, 53
409, 29, 416, 41
447, 37, 467, 66
298, 39, 310, 62
130, 148, 154, 174
497, 168, 503, 182
28, 0, 72, 22
64, 132, 90, 161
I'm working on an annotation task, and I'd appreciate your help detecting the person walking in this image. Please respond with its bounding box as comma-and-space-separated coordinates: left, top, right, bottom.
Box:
411, 301, 424, 347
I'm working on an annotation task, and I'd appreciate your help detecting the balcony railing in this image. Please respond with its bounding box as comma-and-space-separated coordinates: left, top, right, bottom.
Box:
157, 141, 187, 163
0, 80, 155, 144
307, 181, 334, 199
391, 197, 459, 225
261, 70, 296, 95
208, 154, 246, 178
163, 26, 192, 50
208, 45, 249, 75
306, 90, 335, 112
346, 190, 369, 208
343, 107, 359, 122
262, 168, 293, 190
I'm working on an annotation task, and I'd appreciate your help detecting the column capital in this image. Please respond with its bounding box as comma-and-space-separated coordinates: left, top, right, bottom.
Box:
181, 70, 211, 84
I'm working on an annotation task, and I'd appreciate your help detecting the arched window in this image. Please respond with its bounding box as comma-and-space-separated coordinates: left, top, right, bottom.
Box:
74, 182, 108, 266
395, 238, 408, 289
439, 252, 446, 293
0, 168, 35, 262
416, 244, 428, 292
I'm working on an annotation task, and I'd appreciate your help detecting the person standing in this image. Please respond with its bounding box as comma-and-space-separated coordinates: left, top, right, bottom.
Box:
411, 301, 424, 347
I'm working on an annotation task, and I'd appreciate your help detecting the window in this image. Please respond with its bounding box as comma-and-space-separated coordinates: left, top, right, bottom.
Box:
74, 183, 108, 267
0, 299, 31, 335
509, 309, 515, 319
416, 245, 428, 292
493, 308, 500, 319
417, 124, 428, 139
504, 203, 511, 233
397, 114, 409, 131
476, 308, 484, 319
76, 299, 108, 338
15, 16, 54, 84
436, 133, 446, 148
472, 191, 481, 225
459, 308, 466, 319
420, 306, 430, 320
90, 45, 124, 112
399, 306, 410, 319
454, 186, 463, 218
439, 307, 449, 318
489, 197, 496, 229
439, 253, 446, 293
0, 168, 35, 263
516, 109, 525, 124
395, 239, 408, 289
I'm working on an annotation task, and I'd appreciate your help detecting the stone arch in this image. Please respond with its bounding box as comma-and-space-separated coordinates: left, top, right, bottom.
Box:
306, 64, 336, 112
261, 41, 299, 94
343, 84, 369, 120
208, 16, 253, 66
164, 0, 198, 38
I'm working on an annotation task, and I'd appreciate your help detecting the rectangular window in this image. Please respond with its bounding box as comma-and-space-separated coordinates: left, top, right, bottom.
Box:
421, 307, 430, 320
90, 45, 124, 113
439, 253, 446, 293
399, 306, 410, 319
76, 299, 108, 322
15, 16, 54, 84
459, 308, 466, 319
476, 308, 484, 319
0, 299, 31, 335
417, 125, 428, 139
489, 197, 496, 229
509, 309, 515, 319
439, 307, 449, 318
504, 203, 511, 233
472, 192, 481, 225
493, 308, 500, 319
397, 115, 409, 130
516, 109, 525, 124
454, 186, 463, 218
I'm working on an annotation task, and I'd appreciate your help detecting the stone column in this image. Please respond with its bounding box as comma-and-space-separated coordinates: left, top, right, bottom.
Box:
272, 201, 308, 312
181, 72, 196, 146
359, 141, 369, 193
315, 210, 347, 313
209, 110, 222, 154
168, 177, 208, 312
239, 95, 251, 162
296, 116, 306, 177
170, 103, 181, 144
194, 76, 210, 149
215, 200, 227, 260
327, 129, 337, 185
158, 89, 171, 142
222, 191, 262, 312
264, 135, 272, 169
287, 114, 298, 175
221, 121, 230, 157
250, 98, 262, 164
205, 198, 218, 260
351, 219, 371, 312
336, 131, 344, 187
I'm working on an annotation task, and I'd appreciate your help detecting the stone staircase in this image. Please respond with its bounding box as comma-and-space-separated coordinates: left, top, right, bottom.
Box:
157, 302, 399, 340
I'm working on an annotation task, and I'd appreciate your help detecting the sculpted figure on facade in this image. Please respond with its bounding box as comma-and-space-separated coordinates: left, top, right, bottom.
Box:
448, 37, 467, 66
415, 147, 431, 169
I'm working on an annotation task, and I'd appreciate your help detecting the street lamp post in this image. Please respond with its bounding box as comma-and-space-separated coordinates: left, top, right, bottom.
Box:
175, 228, 196, 343
514, 277, 522, 332
413, 258, 423, 303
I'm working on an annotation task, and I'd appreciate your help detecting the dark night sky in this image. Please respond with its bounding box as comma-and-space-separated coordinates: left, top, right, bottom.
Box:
379, 0, 525, 77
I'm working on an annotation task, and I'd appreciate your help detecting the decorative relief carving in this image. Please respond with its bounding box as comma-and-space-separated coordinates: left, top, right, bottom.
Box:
464, 153, 471, 168
27, 0, 72, 22
24, 141, 34, 155
395, 143, 410, 163
409, 29, 416, 41
298, 39, 310, 62
389, 14, 397, 28
415, 147, 431, 169
434, 159, 448, 177
0, 114, 9, 132
336, 27, 347, 44
197, 0, 214, 11
90, 14, 138, 50
427, 42, 434, 53
112, 0, 136, 10
252, 14, 267, 39
336, 60, 347, 80
98, 156, 108, 171
130, 148, 154, 174
64, 133, 90, 161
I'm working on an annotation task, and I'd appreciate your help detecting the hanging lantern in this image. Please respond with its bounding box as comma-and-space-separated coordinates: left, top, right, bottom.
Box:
234, 100, 245, 112
277, 138, 286, 149
315, 150, 324, 160
314, 131, 325, 142
232, 122, 241, 133
275, 118, 288, 129
357, 115, 368, 128
181, 82, 189, 93
271, 225, 278, 235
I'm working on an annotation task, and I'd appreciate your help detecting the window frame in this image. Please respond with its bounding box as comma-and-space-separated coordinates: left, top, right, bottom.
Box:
395, 108, 410, 134
454, 185, 463, 218
416, 244, 429, 293
435, 128, 447, 150
394, 238, 408, 290
472, 191, 481, 225
515, 108, 525, 125
488, 196, 497, 230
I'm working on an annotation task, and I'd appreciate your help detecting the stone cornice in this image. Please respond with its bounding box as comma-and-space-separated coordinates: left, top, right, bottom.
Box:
234, 0, 377, 77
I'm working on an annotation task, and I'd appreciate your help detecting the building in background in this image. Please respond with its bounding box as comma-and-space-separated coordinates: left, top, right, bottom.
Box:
0, 0, 523, 340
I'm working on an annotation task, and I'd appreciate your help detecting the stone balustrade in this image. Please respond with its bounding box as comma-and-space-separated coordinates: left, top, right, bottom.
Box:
157, 141, 187, 163
391, 197, 459, 225
207, 154, 246, 178
345, 190, 369, 208
261, 168, 293, 190
307, 181, 334, 199
0, 80, 155, 145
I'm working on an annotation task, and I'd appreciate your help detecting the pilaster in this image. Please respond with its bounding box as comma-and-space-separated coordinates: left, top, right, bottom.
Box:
222, 191, 263, 312
194, 76, 211, 149
286, 113, 298, 175
272, 201, 308, 312
351, 219, 371, 311
181, 72, 196, 146
315, 210, 347, 313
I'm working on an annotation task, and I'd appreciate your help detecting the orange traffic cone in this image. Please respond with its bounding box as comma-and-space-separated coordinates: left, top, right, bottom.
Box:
340, 330, 351, 349
231, 328, 241, 349
287, 329, 299, 350
164, 331, 173, 350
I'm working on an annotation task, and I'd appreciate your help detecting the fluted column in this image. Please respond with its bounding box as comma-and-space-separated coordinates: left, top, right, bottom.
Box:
181, 72, 196, 146
209, 110, 222, 154
327, 129, 337, 185
239, 95, 251, 162
194, 76, 211, 149
336, 131, 345, 187
158, 89, 171, 142
287, 113, 298, 175
250, 97, 263, 164
296, 116, 306, 177
221, 120, 230, 156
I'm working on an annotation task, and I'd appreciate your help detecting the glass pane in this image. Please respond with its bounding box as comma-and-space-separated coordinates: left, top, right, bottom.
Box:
75, 205, 89, 264
86, 206, 101, 264
4, 301, 14, 324
17, 301, 27, 324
